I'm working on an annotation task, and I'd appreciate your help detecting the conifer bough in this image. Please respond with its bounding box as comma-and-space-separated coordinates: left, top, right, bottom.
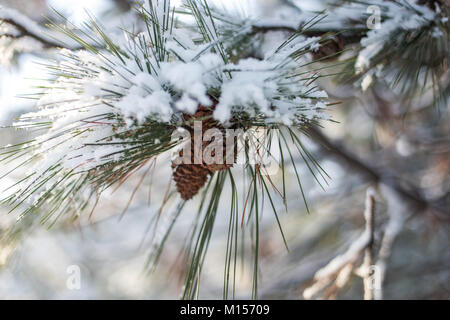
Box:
0, 0, 447, 299
0, 0, 329, 219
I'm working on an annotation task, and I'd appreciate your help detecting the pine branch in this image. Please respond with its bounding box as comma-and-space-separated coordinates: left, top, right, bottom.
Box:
251, 23, 363, 44
0, 7, 63, 48
305, 126, 449, 217
0, 6, 105, 51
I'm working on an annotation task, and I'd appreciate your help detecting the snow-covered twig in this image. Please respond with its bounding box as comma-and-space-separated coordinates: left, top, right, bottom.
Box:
356, 188, 376, 300
373, 184, 408, 300
0, 6, 63, 48
303, 187, 376, 300
303, 182, 415, 300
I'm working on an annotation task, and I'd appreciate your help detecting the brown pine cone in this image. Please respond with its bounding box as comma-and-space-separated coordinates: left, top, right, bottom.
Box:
172, 163, 212, 201
172, 104, 237, 200
312, 36, 345, 61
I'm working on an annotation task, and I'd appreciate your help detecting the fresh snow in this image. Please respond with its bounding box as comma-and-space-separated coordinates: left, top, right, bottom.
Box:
2, 0, 330, 208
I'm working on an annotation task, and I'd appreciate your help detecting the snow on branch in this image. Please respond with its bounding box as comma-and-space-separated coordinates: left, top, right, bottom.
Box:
303, 188, 375, 299
373, 184, 408, 300
0, 6, 63, 48
0, 0, 330, 221
303, 183, 413, 300
303, 187, 377, 300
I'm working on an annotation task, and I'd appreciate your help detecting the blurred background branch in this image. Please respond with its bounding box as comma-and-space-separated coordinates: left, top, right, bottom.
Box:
305, 126, 449, 218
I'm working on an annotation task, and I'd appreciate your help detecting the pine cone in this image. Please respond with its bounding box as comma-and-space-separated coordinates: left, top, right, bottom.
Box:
172, 105, 236, 200
312, 36, 345, 61
172, 163, 212, 201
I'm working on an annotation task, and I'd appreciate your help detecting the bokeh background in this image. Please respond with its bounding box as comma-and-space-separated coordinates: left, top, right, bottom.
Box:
0, 0, 448, 299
